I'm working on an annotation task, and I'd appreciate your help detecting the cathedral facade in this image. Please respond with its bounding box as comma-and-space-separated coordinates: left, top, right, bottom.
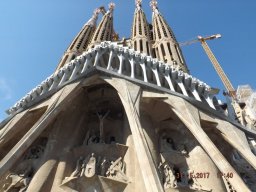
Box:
0, 1, 256, 191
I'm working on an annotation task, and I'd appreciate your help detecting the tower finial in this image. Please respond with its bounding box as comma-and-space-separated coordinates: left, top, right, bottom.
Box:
108, 2, 115, 12
135, 0, 142, 8
85, 8, 101, 26
150, 0, 158, 13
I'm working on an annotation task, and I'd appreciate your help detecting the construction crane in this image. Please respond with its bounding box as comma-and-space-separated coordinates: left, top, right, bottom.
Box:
180, 34, 247, 125
180, 34, 237, 99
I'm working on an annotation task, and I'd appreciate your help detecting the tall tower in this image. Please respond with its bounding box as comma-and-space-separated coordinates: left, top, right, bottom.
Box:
88, 3, 115, 49
1, 2, 256, 192
56, 9, 101, 71
150, 0, 189, 73
131, 0, 152, 56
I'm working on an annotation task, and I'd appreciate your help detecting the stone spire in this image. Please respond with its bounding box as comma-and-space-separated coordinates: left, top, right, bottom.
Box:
131, 0, 152, 56
56, 8, 101, 71
150, 0, 189, 73
88, 3, 115, 49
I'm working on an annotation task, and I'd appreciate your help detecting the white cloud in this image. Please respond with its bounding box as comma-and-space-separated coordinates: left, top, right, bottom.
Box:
0, 78, 12, 100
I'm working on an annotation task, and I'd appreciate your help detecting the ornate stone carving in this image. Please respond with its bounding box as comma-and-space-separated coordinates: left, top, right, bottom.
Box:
100, 156, 111, 176
69, 156, 84, 178
97, 110, 110, 143
106, 157, 128, 182
84, 153, 96, 178
63, 154, 128, 185
162, 164, 177, 189
3, 167, 33, 192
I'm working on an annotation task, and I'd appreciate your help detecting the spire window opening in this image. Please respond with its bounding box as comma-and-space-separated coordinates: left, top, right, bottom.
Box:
174, 45, 183, 63
78, 29, 89, 50
143, 15, 148, 36
155, 47, 160, 58
133, 12, 137, 37
59, 54, 69, 68
167, 27, 176, 40
70, 36, 79, 50
133, 21, 137, 37
167, 42, 173, 60
152, 48, 156, 58
94, 20, 104, 41
71, 54, 76, 61
160, 44, 166, 59
159, 18, 168, 38
134, 41, 137, 51
155, 19, 161, 39
140, 39, 143, 52
83, 30, 92, 50
139, 14, 142, 35
146, 41, 150, 56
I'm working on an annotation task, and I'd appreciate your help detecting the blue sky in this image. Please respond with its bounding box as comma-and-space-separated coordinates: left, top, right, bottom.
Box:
0, 0, 256, 121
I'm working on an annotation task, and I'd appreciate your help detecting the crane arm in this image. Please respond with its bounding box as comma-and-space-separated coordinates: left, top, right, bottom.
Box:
199, 39, 236, 99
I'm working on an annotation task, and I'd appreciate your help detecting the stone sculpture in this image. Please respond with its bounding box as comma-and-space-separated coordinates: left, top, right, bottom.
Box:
106, 157, 128, 182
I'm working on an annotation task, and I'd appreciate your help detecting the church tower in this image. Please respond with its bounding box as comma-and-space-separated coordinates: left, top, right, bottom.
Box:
1, 1, 256, 192
131, 0, 152, 56
150, 0, 189, 73
56, 8, 101, 71
88, 3, 115, 49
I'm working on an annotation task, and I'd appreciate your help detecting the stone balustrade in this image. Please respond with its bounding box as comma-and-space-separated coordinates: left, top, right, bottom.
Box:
6, 41, 217, 115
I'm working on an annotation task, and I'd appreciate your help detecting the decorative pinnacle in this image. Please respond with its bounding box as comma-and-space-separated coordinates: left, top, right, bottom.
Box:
93, 8, 101, 19
150, 0, 158, 11
135, 0, 142, 8
85, 8, 101, 26
108, 2, 115, 12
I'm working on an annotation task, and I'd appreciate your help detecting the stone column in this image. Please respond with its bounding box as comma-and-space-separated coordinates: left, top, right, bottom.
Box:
104, 77, 164, 192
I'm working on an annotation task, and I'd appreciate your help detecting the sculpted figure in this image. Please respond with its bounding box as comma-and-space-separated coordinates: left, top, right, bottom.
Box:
100, 157, 110, 176
87, 135, 100, 144
62, 156, 84, 184
97, 110, 110, 143
84, 153, 96, 178
106, 157, 128, 182
3, 168, 32, 192
177, 144, 189, 157
70, 156, 84, 178
25, 145, 45, 160
163, 164, 177, 189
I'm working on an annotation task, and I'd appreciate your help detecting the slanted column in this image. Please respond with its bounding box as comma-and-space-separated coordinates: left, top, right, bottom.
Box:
104, 78, 164, 192
164, 96, 251, 192
107, 51, 114, 70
